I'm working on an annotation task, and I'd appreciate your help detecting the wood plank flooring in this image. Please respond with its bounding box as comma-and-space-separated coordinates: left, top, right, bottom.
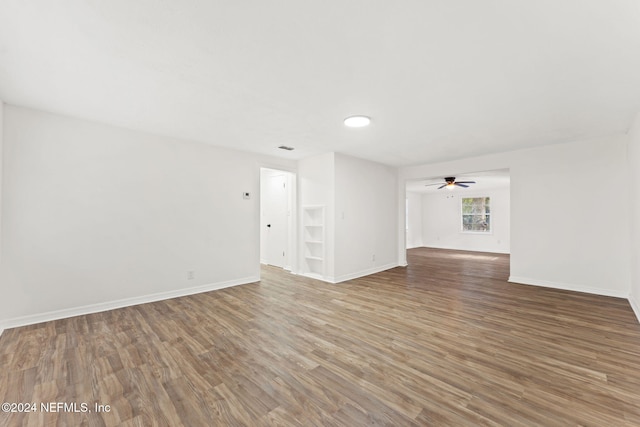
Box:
1, 247, 640, 426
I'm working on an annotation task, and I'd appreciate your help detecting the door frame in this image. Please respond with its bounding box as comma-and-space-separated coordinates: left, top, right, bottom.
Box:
259, 166, 298, 274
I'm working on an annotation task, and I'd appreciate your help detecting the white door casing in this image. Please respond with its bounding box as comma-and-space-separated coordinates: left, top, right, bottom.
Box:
262, 172, 288, 268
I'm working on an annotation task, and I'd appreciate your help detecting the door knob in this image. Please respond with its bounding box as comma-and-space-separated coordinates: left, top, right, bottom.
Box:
267, 224, 271, 228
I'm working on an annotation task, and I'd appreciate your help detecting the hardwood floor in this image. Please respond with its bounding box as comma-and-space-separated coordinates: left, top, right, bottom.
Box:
1, 247, 640, 426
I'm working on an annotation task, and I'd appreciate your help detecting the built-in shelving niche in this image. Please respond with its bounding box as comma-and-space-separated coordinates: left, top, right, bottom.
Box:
302, 205, 325, 280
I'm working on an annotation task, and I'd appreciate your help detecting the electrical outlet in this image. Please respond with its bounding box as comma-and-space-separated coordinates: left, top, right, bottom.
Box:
187, 271, 195, 280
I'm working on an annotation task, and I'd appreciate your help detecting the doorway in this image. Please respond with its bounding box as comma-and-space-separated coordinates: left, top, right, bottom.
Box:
405, 169, 511, 255
260, 168, 295, 270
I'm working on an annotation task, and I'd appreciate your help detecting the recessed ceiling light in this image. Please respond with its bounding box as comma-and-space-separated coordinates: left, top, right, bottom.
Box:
344, 115, 371, 128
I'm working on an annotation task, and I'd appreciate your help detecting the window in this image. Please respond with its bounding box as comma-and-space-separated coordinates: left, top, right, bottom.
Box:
461, 197, 490, 232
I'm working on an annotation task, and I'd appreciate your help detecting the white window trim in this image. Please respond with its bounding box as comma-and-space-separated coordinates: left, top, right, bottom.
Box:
460, 196, 492, 235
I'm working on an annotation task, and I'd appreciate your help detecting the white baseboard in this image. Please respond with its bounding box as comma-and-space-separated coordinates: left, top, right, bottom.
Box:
0, 275, 259, 331
508, 276, 628, 299
260, 261, 292, 272
332, 262, 400, 284
629, 293, 640, 324
300, 272, 333, 283
423, 245, 510, 254
300, 262, 400, 284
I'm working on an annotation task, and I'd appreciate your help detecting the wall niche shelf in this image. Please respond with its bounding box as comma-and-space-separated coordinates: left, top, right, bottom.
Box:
302, 205, 325, 279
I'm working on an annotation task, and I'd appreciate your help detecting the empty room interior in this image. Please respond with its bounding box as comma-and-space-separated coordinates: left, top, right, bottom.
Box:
1, 1, 640, 425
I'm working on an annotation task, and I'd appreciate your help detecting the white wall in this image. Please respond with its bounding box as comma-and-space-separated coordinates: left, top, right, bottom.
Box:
400, 135, 631, 298
0, 105, 295, 329
0, 101, 3, 269
334, 153, 398, 282
297, 152, 399, 283
406, 191, 423, 249
421, 187, 510, 254
628, 113, 640, 322
509, 139, 630, 297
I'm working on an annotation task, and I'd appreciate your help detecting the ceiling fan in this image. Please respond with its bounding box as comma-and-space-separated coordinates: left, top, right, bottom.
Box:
425, 177, 476, 189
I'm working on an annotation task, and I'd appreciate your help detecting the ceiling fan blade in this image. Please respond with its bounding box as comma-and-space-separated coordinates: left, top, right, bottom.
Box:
455, 181, 476, 184
437, 184, 447, 189
424, 183, 445, 186
455, 183, 469, 188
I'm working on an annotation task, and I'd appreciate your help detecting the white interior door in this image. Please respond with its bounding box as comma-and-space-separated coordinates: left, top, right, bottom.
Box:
263, 173, 288, 268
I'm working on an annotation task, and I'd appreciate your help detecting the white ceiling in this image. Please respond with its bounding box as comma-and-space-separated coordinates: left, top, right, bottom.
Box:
1, 1, 639, 167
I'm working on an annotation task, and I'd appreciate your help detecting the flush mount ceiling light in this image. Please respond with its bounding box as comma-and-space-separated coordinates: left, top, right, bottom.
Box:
344, 115, 371, 128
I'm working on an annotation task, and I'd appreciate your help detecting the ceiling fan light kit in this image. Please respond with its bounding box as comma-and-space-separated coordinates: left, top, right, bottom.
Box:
425, 177, 477, 190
